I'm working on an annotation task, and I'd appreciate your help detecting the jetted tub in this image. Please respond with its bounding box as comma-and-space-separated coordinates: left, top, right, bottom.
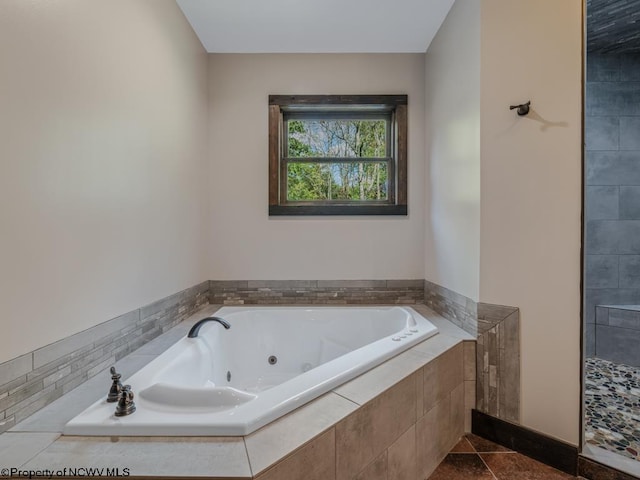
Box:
64, 306, 438, 436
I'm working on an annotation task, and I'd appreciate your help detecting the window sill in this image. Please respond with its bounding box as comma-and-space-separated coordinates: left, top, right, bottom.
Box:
268, 205, 407, 216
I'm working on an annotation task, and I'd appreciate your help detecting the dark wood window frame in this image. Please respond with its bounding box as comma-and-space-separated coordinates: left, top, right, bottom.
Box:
268, 95, 408, 216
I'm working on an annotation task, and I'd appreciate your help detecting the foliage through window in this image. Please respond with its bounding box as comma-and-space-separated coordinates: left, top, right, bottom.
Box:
269, 95, 407, 215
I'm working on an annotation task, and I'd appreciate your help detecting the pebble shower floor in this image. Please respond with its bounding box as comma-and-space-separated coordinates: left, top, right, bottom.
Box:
585, 357, 640, 461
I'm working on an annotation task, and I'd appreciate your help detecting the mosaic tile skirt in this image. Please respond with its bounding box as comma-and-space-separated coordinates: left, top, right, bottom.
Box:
585, 357, 640, 461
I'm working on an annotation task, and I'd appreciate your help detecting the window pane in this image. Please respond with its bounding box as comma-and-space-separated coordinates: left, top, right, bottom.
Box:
287, 119, 387, 158
287, 162, 388, 201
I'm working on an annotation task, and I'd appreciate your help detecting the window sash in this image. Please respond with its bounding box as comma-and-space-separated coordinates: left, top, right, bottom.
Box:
281, 113, 395, 205
283, 157, 392, 164
284, 114, 392, 160
281, 160, 395, 204
284, 159, 392, 204
268, 95, 407, 216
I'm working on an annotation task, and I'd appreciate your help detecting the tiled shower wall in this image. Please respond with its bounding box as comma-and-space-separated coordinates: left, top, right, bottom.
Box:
585, 53, 640, 361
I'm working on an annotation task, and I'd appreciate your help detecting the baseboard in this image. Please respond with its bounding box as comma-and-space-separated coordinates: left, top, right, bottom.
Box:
471, 409, 578, 476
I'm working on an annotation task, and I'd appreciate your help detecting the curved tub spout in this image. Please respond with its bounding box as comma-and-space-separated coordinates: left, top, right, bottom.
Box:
187, 316, 231, 338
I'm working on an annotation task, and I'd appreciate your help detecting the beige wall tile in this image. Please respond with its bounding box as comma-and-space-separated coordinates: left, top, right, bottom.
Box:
436, 394, 452, 460
334, 349, 430, 406
336, 373, 417, 480
422, 342, 464, 416
412, 333, 460, 358
23, 436, 251, 478
422, 357, 438, 415
416, 393, 461, 479
354, 451, 387, 480
464, 380, 476, 433
415, 367, 424, 420
463, 340, 476, 381
439, 343, 464, 397
450, 383, 465, 446
0, 432, 59, 468
416, 402, 442, 480
255, 428, 335, 480
388, 425, 417, 480
245, 392, 357, 475
411, 305, 475, 341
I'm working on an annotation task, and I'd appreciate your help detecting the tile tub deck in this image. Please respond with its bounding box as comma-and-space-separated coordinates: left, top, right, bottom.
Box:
0, 304, 475, 479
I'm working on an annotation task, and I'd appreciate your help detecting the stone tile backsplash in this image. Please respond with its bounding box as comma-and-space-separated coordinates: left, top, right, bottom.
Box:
422, 281, 520, 425
476, 303, 520, 423
424, 280, 477, 337
210, 279, 425, 305
0, 281, 209, 433
0, 278, 423, 432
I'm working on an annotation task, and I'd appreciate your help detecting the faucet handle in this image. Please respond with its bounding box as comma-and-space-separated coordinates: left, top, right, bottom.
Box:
107, 366, 122, 403
114, 385, 136, 417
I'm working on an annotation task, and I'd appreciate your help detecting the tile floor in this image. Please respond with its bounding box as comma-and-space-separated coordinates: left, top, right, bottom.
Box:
585, 357, 640, 461
427, 434, 581, 479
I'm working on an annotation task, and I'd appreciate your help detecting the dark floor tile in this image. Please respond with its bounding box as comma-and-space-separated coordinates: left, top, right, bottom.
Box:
481, 452, 575, 480
450, 437, 475, 453
427, 453, 494, 479
467, 433, 513, 453
578, 456, 639, 480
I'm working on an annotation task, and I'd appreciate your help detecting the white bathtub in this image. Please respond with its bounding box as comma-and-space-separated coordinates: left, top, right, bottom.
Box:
64, 306, 438, 436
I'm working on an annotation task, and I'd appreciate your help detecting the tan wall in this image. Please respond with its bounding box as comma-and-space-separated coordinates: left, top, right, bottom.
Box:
0, 0, 209, 363
207, 54, 426, 280
479, 0, 583, 444
424, 0, 481, 302
1, 0, 583, 447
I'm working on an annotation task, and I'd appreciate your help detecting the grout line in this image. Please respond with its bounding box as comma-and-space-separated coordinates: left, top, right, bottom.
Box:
466, 436, 477, 454
479, 451, 518, 454
331, 389, 362, 407
241, 437, 254, 478
334, 426, 337, 480
16, 432, 61, 469
477, 452, 499, 480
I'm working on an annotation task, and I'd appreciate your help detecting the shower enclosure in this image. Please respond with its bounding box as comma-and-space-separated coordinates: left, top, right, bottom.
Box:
584, 0, 640, 475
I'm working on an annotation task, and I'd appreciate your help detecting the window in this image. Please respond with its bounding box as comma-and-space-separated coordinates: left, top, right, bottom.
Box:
268, 95, 407, 215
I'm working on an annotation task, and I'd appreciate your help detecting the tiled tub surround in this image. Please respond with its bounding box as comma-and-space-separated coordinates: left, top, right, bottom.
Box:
1, 304, 475, 479
0, 279, 422, 437
476, 303, 520, 423
585, 53, 640, 359
423, 280, 521, 424
210, 279, 425, 305
424, 280, 477, 337
0, 281, 209, 434
65, 306, 438, 436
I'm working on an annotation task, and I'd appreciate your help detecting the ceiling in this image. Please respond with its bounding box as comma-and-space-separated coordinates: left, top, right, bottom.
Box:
176, 0, 455, 53
587, 0, 640, 53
